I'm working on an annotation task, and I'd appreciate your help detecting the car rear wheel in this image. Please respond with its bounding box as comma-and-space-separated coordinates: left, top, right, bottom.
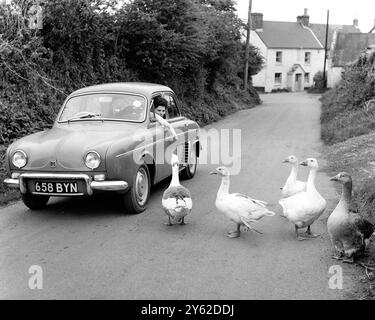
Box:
122, 165, 151, 214
21, 193, 50, 210
180, 144, 197, 180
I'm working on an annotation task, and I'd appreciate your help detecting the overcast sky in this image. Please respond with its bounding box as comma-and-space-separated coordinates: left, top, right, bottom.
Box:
235, 0, 375, 32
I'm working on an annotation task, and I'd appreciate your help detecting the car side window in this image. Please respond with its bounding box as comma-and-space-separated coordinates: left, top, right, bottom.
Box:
165, 94, 181, 119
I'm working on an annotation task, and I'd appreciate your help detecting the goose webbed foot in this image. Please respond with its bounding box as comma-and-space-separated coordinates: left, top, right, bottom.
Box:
164, 217, 173, 226
179, 217, 186, 225
226, 224, 241, 238
226, 230, 240, 238
298, 226, 320, 240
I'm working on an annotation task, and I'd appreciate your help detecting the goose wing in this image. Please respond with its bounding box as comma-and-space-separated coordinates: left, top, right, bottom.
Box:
228, 193, 275, 219
232, 193, 268, 207
350, 213, 375, 240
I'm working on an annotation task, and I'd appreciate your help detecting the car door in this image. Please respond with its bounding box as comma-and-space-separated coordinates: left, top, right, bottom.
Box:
147, 92, 177, 182
163, 92, 187, 166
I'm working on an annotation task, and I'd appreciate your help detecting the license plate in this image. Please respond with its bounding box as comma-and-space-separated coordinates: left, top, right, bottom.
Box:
33, 181, 79, 194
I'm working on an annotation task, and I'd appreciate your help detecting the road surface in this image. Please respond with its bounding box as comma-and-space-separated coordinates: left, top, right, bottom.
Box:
0, 92, 355, 299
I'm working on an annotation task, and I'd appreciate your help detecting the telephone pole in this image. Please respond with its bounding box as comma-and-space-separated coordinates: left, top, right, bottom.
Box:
322, 10, 329, 88
243, 0, 253, 91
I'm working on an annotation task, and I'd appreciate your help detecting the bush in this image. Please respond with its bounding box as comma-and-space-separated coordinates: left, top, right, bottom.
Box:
320, 54, 375, 144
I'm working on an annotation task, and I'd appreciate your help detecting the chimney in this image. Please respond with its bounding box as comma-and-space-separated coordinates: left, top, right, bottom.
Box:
251, 13, 263, 30
353, 18, 359, 28
297, 8, 309, 26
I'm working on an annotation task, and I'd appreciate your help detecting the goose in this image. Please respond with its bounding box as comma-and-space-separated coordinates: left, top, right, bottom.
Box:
279, 158, 327, 240
281, 155, 306, 198
210, 166, 275, 238
162, 153, 192, 225
328, 172, 375, 263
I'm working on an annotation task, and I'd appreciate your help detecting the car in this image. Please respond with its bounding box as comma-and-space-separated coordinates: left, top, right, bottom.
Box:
4, 82, 201, 213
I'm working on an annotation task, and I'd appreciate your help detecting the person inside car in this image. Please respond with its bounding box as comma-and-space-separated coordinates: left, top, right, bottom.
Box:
151, 96, 178, 141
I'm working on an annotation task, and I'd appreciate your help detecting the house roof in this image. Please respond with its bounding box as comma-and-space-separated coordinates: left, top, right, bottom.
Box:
309, 23, 360, 48
255, 21, 323, 49
332, 33, 375, 67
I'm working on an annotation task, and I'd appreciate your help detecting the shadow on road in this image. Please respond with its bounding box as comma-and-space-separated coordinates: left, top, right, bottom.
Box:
25, 176, 171, 219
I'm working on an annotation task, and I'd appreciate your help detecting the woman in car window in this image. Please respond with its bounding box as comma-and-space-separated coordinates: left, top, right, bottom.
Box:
151, 96, 178, 141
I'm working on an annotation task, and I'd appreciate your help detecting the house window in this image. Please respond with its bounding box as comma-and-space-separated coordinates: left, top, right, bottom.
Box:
275, 73, 282, 84
304, 52, 311, 64
304, 73, 310, 83
276, 51, 282, 63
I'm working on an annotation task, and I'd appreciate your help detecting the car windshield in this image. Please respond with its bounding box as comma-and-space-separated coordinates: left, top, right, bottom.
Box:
59, 93, 147, 123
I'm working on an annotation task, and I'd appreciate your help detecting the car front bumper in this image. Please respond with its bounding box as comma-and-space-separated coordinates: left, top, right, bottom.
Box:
4, 173, 128, 196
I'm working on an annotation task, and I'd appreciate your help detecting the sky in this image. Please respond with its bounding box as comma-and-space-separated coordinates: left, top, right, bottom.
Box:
235, 0, 375, 32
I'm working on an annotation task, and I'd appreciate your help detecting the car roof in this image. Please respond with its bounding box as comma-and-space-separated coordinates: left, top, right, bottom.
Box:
70, 82, 173, 97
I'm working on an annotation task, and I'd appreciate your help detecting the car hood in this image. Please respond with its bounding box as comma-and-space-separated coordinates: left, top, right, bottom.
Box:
9, 122, 142, 171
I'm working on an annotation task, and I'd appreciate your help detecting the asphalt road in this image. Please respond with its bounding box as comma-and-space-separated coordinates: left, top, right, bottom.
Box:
0, 92, 355, 299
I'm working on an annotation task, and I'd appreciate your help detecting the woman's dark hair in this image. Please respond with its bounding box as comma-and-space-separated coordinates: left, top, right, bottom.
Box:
153, 96, 168, 108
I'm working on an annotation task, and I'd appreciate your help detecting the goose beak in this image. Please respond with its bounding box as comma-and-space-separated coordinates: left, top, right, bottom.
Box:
282, 159, 289, 163
299, 161, 308, 166
329, 175, 339, 181
209, 169, 218, 175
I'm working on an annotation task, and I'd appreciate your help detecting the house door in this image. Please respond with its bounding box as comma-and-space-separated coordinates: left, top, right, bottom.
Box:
295, 73, 302, 91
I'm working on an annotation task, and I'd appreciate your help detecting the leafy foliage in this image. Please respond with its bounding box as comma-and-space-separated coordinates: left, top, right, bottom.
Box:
320, 54, 375, 144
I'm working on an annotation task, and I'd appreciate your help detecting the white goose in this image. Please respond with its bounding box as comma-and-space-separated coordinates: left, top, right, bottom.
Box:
279, 158, 327, 240
281, 155, 306, 198
210, 166, 275, 238
162, 153, 192, 225
328, 172, 375, 263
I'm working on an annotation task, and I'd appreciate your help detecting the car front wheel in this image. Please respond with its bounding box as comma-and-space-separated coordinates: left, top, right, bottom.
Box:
21, 193, 50, 210
122, 165, 151, 214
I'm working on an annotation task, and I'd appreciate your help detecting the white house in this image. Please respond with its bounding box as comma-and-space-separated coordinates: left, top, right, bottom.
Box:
249, 9, 360, 92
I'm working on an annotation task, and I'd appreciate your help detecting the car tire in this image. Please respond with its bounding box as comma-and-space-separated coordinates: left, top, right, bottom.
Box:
122, 164, 151, 214
21, 193, 50, 210
180, 144, 198, 180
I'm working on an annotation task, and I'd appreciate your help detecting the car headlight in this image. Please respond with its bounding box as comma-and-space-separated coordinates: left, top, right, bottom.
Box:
12, 150, 27, 168
84, 151, 101, 170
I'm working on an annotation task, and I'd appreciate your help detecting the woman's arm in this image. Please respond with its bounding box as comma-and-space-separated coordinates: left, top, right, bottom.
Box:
154, 114, 178, 140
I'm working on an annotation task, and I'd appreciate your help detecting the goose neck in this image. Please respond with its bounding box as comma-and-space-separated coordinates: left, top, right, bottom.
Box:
306, 168, 317, 192
287, 164, 298, 182
218, 175, 230, 195
337, 182, 352, 212
170, 165, 180, 187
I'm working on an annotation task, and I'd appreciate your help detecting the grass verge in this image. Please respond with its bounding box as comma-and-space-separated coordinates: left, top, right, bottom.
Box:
323, 131, 375, 299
